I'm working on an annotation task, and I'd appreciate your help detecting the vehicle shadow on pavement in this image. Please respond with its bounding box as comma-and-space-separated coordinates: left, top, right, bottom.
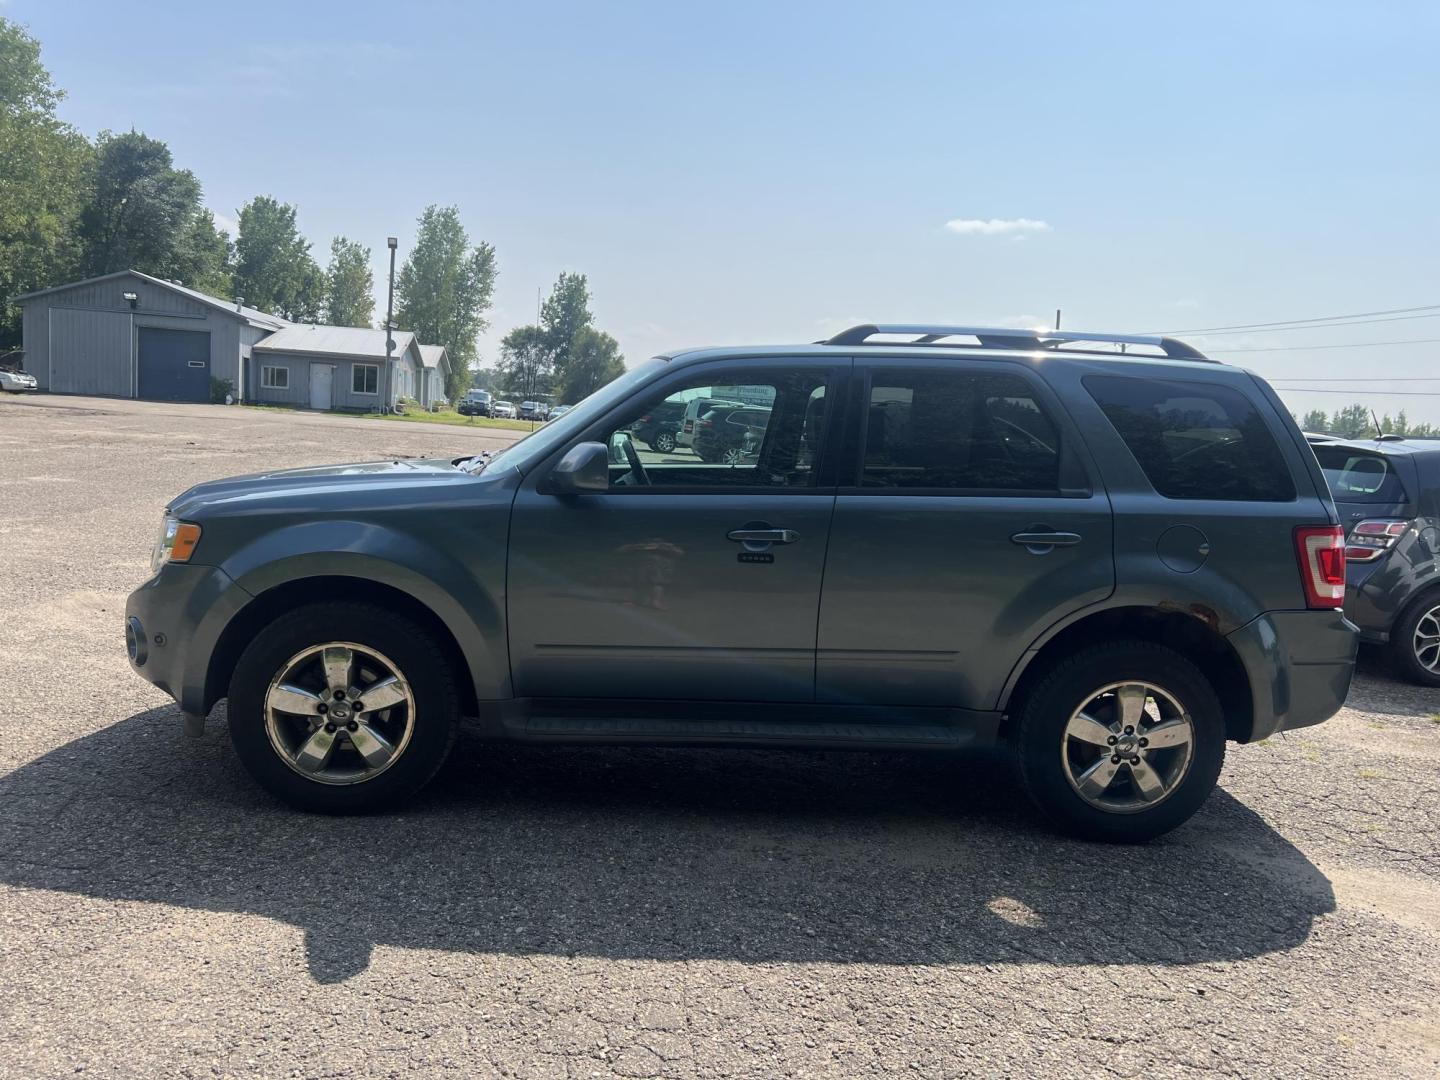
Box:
0, 706, 1335, 984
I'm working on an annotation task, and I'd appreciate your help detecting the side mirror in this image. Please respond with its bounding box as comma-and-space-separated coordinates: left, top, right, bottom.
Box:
545, 441, 609, 494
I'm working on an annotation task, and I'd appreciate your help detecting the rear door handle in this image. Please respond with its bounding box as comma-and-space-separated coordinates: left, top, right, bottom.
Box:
1011, 531, 1082, 548
727, 528, 800, 545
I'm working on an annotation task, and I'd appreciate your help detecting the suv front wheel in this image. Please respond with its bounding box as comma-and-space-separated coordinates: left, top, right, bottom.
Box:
1013, 641, 1226, 842
228, 602, 459, 812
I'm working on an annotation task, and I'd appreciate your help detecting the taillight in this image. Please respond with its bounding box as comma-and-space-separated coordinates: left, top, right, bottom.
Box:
683, 420, 693, 432
1345, 519, 1409, 562
697, 419, 713, 429
1294, 525, 1345, 609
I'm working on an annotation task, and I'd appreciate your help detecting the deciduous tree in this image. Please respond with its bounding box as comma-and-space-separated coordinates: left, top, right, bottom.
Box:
233, 195, 324, 321
323, 236, 373, 327
394, 205, 497, 401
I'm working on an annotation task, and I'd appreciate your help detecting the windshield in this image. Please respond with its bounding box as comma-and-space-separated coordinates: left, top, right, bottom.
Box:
1312, 446, 1411, 504
467, 358, 668, 474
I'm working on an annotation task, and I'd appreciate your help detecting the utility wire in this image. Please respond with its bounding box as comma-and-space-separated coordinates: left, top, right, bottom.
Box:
1157, 303, 1440, 335
1209, 337, 1440, 353
1272, 387, 1440, 396
1262, 376, 1440, 382
1185, 312, 1440, 336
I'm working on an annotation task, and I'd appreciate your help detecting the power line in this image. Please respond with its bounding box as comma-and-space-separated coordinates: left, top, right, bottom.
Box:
1264, 376, 1440, 382
1157, 303, 1440, 335
1272, 387, 1440, 396
1187, 312, 1440, 337
1209, 337, 1440, 353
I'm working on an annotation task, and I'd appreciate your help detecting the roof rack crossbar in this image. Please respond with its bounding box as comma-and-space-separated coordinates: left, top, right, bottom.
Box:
822, 323, 1210, 361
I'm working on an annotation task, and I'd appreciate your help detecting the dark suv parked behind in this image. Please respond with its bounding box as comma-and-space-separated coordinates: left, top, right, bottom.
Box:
1308, 434, 1440, 684
127, 323, 1357, 841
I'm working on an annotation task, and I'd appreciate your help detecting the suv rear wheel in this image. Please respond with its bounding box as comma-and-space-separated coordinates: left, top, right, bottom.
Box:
228, 602, 459, 812
1013, 641, 1226, 842
1389, 590, 1440, 687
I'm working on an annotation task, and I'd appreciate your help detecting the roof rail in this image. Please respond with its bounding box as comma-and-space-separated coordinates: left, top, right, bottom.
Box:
820, 323, 1212, 361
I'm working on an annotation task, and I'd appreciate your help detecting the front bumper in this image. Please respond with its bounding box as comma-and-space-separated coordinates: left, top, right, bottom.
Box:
1226, 609, 1359, 741
125, 563, 252, 717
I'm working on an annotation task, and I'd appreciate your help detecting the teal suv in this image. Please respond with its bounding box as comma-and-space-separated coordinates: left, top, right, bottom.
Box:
127, 324, 1358, 841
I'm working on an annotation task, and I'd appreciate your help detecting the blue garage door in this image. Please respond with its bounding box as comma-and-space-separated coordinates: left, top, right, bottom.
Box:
138, 328, 211, 402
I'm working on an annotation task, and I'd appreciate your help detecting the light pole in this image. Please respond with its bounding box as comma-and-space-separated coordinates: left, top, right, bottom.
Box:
123, 291, 138, 398
384, 236, 397, 411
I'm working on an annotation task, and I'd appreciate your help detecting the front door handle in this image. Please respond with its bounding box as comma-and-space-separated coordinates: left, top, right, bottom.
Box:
1011, 531, 1082, 549
727, 528, 800, 545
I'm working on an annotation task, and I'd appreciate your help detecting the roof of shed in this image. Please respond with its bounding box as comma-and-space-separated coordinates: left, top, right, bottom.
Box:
417, 344, 448, 370
254, 324, 416, 360
10, 270, 289, 331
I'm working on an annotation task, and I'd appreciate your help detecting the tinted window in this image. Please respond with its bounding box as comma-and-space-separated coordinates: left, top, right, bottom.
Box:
1086, 375, 1295, 501
602, 370, 829, 488
859, 370, 1060, 491
1313, 446, 1410, 504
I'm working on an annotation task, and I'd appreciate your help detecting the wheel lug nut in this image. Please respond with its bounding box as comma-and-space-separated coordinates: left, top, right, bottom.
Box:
334, 690, 345, 701
1107, 736, 1117, 745
1139, 737, 1148, 747
1111, 755, 1121, 765
324, 722, 337, 733
346, 721, 358, 732
1124, 726, 1134, 735
352, 701, 364, 713
316, 703, 328, 715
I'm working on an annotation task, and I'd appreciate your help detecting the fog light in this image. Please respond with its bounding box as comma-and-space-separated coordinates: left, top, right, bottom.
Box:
127, 617, 148, 666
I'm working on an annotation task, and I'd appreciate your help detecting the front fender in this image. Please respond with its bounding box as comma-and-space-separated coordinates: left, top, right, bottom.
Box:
220, 518, 510, 700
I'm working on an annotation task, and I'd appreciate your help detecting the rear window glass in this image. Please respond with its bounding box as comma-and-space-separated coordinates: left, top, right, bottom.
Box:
1085, 375, 1295, 501
1312, 446, 1410, 504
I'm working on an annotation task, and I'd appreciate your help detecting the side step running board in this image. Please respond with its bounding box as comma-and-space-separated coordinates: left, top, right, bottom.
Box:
520, 715, 988, 751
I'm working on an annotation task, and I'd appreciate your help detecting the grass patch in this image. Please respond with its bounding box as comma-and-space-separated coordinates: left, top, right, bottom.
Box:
364, 409, 536, 432
1357, 768, 1382, 780
1430, 714, 1440, 725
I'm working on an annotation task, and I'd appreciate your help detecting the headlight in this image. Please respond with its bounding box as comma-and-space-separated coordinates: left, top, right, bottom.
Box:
152, 514, 202, 572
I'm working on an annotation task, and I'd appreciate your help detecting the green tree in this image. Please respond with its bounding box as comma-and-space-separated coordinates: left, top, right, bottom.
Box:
556, 325, 625, 404
1299, 409, 1329, 433
174, 209, 233, 297
233, 195, 324, 321
540, 271, 593, 373
1330, 404, 1374, 438
78, 130, 207, 280
323, 236, 373, 327
0, 17, 92, 344
496, 325, 553, 400
394, 205, 498, 401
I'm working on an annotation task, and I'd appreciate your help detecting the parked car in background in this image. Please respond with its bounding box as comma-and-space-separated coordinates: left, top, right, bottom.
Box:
546, 405, 572, 422
626, 398, 686, 452
0, 369, 38, 392
519, 401, 547, 421
126, 322, 1357, 841
492, 400, 517, 419
458, 389, 493, 417
1307, 434, 1440, 685
676, 396, 744, 448
692, 404, 771, 464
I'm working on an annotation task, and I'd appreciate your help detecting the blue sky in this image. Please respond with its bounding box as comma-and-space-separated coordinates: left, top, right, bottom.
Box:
11, 0, 1440, 420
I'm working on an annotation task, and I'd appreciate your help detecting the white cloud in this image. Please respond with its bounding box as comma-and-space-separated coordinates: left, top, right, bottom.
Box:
210, 209, 239, 235
944, 217, 1052, 236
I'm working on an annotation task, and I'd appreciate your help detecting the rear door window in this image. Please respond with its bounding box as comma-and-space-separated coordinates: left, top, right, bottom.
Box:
858, 369, 1061, 491
1312, 446, 1410, 503
1085, 375, 1296, 501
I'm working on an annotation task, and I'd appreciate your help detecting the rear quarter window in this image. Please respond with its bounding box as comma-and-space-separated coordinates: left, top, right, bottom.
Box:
1085, 375, 1296, 501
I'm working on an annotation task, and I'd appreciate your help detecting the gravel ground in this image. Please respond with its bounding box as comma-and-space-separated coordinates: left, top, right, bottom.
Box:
1, 393, 1437, 1079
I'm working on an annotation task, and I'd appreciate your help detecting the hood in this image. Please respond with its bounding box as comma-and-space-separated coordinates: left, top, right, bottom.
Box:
169, 458, 479, 517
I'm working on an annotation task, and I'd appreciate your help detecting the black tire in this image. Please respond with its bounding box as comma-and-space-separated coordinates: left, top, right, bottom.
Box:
1012, 641, 1226, 843
1388, 589, 1440, 687
653, 431, 677, 453
228, 602, 459, 812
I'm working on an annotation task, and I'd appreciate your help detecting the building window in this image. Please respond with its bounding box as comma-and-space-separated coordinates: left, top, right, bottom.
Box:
261, 366, 288, 390
353, 364, 379, 395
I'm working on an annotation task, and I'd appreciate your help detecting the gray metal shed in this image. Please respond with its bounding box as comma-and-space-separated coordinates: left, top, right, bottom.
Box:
11, 270, 287, 403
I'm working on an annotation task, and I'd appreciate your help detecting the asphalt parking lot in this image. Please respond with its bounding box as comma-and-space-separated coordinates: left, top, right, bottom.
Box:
1, 393, 1438, 1079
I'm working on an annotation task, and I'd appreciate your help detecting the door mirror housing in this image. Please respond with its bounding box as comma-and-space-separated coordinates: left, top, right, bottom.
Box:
545, 441, 609, 494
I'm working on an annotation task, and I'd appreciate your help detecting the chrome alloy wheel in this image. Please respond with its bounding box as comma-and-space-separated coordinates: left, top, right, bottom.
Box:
264, 642, 416, 786
1060, 681, 1195, 814
1413, 603, 1440, 674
